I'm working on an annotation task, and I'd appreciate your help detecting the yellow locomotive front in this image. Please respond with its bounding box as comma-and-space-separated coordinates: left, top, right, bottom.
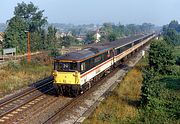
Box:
52, 60, 81, 96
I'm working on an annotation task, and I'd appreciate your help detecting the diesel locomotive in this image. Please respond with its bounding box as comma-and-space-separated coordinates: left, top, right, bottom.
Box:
52, 33, 155, 96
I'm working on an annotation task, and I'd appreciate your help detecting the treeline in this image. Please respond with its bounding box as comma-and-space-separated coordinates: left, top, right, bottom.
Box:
3, 2, 157, 54
86, 22, 155, 43
163, 20, 180, 46
136, 21, 180, 123
3, 2, 81, 54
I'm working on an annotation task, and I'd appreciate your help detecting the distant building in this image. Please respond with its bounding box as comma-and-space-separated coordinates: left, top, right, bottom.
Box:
93, 31, 101, 43
76, 35, 86, 41
0, 32, 4, 42
0, 32, 4, 50
57, 31, 73, 38
76, 37, 84, 41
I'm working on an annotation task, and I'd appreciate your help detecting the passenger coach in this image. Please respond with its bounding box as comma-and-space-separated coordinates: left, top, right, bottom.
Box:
52, 33, 155, 96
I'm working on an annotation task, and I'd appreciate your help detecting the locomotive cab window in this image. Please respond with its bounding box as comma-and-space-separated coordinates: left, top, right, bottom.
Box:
81, 62, 86, 73
54, 62, 78, 72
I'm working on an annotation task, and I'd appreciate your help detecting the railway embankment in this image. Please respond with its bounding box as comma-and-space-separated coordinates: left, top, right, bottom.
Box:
0, 53, 53, 98
83, 43, 180, 124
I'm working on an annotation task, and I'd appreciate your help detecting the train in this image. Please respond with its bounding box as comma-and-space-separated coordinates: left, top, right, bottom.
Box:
52, 33, 155, 96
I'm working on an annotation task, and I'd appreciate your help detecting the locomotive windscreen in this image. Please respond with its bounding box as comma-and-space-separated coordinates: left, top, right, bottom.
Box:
54, 62, 78, 72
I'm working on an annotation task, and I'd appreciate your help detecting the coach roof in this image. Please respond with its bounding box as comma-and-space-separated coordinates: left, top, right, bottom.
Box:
55, 34, 145, 61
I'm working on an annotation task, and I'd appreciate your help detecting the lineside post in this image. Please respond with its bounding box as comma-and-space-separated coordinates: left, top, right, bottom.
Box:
28, 31, 31, 64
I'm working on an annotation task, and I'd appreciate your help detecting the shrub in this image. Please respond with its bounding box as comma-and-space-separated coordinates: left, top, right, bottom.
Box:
20, 58, 28, 66
48, 47, 60, 58
7, 61, 20, 70
176, 56, 180, 65
169, 65, 180, 76
149, 40, 175, 75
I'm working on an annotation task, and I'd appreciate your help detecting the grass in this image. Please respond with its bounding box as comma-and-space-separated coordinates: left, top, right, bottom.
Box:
83, 61, 144, 124
174, 46, 180, 57
0, 56, 53, 98
83, 47, 180, 124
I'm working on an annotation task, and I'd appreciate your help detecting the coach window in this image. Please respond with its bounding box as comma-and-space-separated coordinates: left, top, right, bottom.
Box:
107, 51, 110, 58
94, 55, 101, 63
110, 50, 113, 57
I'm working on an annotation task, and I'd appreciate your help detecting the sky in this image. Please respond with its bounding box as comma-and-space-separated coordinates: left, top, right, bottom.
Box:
0, 0, 180, 26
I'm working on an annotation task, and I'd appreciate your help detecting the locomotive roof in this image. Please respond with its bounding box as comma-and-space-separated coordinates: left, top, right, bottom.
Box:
55, 34, 147, 62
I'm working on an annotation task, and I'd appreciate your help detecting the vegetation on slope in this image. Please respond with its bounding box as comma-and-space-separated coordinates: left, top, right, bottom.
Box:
0, 54, 53, 98
84, 21, 180, 124
83, 57, 146, 124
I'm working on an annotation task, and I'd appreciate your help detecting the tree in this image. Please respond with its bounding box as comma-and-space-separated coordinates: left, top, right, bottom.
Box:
108, 33, 117, 42
4, 2, 48, 53
47, 25, 58, 48
62, 36, 80, 47
14, 2, 47, 32
149, 40, 175, 74
4, 16, 27, 53
168, 20, 179, 31
164, 29, 180, 46
163, 20, 180, 46
85, 32, 95, 44
141, 69, 160, 106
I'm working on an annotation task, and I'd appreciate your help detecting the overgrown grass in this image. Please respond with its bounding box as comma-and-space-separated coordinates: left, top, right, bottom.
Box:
84, 50, 180, 124
83, 63, 144, 124
0, 56, 53, 98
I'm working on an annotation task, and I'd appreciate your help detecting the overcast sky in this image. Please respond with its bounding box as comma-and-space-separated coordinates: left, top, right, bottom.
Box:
0, 0, 180, 26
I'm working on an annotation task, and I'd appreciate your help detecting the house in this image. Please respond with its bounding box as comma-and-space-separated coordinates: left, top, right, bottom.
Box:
57, 31, 73, 38
93, 31, 101, 43
0, 32, 4, 43
0, 32, 4, 50
76, 35, 86, 41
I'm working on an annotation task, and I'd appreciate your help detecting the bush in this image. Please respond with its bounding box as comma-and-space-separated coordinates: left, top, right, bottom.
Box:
169, 65, 180, 76
20, 58, 28, 66
48, 48, 60, 58
7, 61, 20, 70
149, 40, 175, 75
176, 56, 180, 65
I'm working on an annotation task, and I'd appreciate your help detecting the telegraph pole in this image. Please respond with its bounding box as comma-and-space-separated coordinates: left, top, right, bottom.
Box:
27, 31, 31, 64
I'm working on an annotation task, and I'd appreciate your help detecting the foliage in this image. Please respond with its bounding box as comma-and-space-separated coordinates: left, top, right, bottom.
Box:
84, 22, 155, 43
148, 40, 175, 74
163, 20, 180, 33
0, 59, 52, 98
176, 56, 180, 65
83, 67, 143, 124
62, 36, 81, 47
85, 32, 96, 44
47, 25, 58, 48
7, 61, 20, 70
48, 47, 60, 58
14, 2, 47, 32
139, 32, 180, 123
164, 29, 180, 46
163, 20, 180, 46
84, 31, 180, 123
4, 16, 27, 53
138, 75, 180, 124
98, 22, 155, 42
3, 2, 58, 54
108, 32, 117, 42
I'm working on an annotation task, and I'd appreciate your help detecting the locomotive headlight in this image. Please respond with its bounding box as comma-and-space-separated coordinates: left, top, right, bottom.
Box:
52, 70, 58, 77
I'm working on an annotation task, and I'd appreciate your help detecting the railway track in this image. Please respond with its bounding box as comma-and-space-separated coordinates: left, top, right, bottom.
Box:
0, 43, 151, 123
0, 76, 54, 123
43, 67, 119, 124
42, 44, 149, 124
